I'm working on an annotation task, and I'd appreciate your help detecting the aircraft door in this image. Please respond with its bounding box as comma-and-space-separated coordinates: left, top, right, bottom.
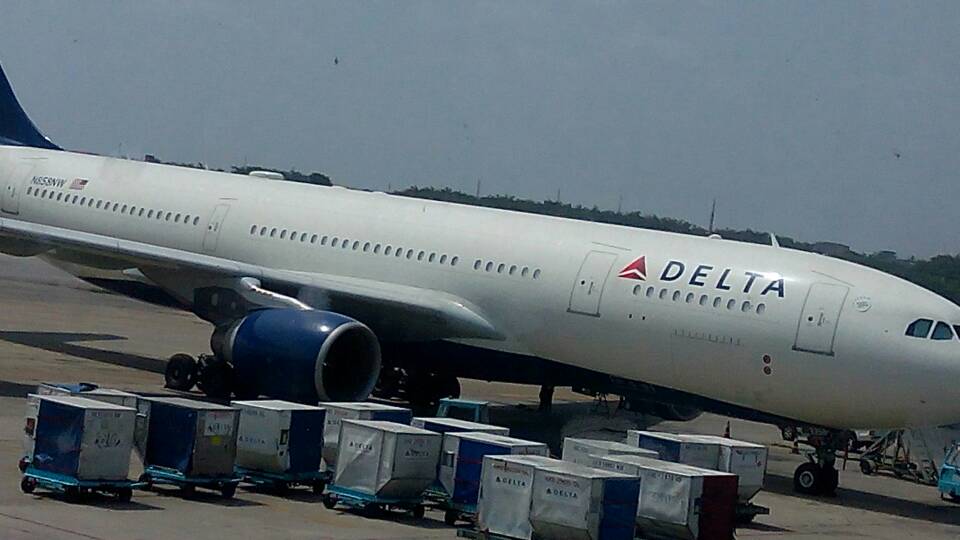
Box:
568, 251, 617, 316
793, 283, 849, 355
202, 203, 231, 253
2, 163, 31, 215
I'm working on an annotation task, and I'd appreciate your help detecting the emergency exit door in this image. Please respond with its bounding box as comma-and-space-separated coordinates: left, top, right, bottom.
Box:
568, 251, 617, 316
202, 203, 231, 252
793, 283, 849, 355
1, 163, 31, 215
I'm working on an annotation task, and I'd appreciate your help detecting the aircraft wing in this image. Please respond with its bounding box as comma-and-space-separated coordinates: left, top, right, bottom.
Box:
0, 216, 504, 341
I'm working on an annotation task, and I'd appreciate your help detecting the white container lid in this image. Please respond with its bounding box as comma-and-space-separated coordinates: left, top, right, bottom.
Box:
231, 399, 325, 411
33, 394, 135, 411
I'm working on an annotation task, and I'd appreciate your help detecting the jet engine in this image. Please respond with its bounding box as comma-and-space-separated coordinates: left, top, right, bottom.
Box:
213, 308, 381, 403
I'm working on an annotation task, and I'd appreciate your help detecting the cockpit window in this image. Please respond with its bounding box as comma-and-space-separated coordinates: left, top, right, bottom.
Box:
932, 322, 955, 341
906, 319, 933, 338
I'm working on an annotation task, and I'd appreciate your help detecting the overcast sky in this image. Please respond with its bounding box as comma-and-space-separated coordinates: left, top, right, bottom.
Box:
1, 1, 958, 257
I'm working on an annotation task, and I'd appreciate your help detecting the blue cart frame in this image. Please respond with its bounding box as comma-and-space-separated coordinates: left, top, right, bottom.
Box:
424, 488, 477, 526
20, 466, 140, 502
939, 443, 960, 502
322, 484, 426, 519
236, 466, 330, 494
139, 465, 242, 498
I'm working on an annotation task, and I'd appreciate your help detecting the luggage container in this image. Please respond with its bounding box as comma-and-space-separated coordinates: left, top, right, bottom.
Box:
675, 434, 768, 502
20, 395, 139, 502
561, 437, 658, 466
529, 460, 640, 540
232, 400, 327, 493
320, 402, 412, 471
24, 384, 139, 470
412, 417, 510, 436
437, 432, 548, 525
137, 397, 241, 498
477, 454, 563, 540
593, 455, 738, 540
627, 430, 720, 470
323, 419, 441, 517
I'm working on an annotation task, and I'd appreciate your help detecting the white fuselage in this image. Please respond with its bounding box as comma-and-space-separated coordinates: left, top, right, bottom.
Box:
3, 146, 959, 429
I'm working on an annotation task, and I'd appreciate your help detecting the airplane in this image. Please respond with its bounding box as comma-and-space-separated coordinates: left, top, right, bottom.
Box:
2, 62, 959, 496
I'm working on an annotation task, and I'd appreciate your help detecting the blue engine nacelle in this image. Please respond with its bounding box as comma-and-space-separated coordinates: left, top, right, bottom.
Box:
215, 309, 381, 403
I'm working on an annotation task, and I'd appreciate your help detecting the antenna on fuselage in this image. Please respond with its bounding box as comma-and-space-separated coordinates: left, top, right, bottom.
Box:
708, 198, 717, 234
769, 232, 780, 248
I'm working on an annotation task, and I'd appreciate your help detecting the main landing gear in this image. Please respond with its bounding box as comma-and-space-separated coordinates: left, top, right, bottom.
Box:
783, 427, 850, 496
164, 353, 249, 399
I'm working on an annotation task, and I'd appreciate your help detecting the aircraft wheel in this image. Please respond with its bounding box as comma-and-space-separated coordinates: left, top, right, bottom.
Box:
165, 354, 198, 391
793, 462, 822, 495
197, 358, 233, 399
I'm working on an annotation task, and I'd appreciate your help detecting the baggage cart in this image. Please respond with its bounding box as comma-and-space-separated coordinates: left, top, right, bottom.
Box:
232, 399, 328, 493
412, 417, 509, 436
528, 460, 640, 540
674, 434, 770, 522
593, 455, 738, 540
476, 455, 564, 540
436, 398, 491, 423
561, 437, 658, 466
323, 419, 440, 517
433, 432, 548, 525
627, 430, 721, 469
320, 402, 412, 472
19, 395, 139, 502
137, 397, 241, 498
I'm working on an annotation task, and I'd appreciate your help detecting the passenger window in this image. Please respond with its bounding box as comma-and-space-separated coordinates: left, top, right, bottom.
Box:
906, 319, 934, 338
533, 269, 541, 279
931, 322, 954, 341
451, 256, 459, 266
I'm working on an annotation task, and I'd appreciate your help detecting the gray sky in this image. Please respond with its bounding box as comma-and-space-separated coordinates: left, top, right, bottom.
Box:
1, 1, 958, 257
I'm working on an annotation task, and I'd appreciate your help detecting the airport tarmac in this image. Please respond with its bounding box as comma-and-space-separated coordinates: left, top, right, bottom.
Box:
1, 254, 959, 539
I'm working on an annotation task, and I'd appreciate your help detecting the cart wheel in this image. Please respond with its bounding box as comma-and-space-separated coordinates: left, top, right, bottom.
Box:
20, 477, 36, 494
444, 508, 458, 526
220, 483, 237, 499
412, 504, 426, 519
312, 481, 326, 495
138, 473, 153, 490
322, 494, 337, 509
273, 481, 289, 494
950, 492, 960, 503
116, 488, 133, 503
18, 457, 30, 473
64, 486, 81, 502
180, 484, 196, 497
859, 459, 874, 475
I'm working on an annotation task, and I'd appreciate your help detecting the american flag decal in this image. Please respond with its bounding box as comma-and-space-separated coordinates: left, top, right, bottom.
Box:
70, 178, 89, 190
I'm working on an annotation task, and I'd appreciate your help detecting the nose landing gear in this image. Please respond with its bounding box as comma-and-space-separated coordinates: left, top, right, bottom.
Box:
784, 427, 850, 496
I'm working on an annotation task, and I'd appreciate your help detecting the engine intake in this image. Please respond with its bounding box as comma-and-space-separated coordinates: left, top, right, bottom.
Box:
214, 309, 381, 403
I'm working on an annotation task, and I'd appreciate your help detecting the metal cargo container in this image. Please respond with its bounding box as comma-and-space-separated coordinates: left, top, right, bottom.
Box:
412, 417, 509, 436
35, 383, 139, 408
28, 395, 136, 481
675, 435, 768, 501
232, 400, 326, 474
594, 455, 738, 540
529, 460, 640, 540
321, 402, 411, 471
140, 397, 239, 477
477, 454, 563, 540
440, 432, 548, 505
333, 419, 441, 499
627, 430, 720, 470
561, 437, 659, 466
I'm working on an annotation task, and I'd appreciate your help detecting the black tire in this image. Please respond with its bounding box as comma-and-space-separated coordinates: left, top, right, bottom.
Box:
165, 353, 198, 391
197, 359, 233, 399
18, 457, 30, 473
312, 481, 326, 495
859, 459, 874, 475
180, 484, 196, 497
781, 425, 798, 442
822, 467, 839, 495
20, 477, 36, 494
950, 492, 960, 503
64, 486, 81, 502
794, 462, 822, 495
322, 494, 337, 509
220, 483, 236, 499
116, 487, 133, 503
412, 504, 425, 519
444, 508, 458, 526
